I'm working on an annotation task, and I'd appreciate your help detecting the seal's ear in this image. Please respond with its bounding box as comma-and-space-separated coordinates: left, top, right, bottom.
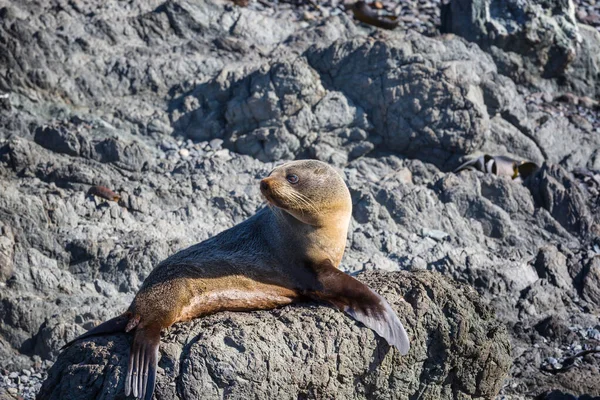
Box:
305, 260, 410, 355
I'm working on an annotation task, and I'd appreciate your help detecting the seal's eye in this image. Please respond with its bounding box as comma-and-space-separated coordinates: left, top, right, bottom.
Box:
286, 174, 299, 184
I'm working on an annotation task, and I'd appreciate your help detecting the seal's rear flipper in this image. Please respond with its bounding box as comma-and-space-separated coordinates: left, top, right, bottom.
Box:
343, 291, 410, 355
125, 326, 161, 400
61, 314, 129, 350
307, 261, 410, 355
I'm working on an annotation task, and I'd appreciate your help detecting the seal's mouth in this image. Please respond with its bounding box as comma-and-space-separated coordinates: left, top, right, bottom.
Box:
260, 178, 287, 209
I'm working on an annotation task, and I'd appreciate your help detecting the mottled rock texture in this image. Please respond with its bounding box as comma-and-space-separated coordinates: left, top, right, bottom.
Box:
38, 271, 511, 400
441, 0, 600, 97
0, 0, 599, 398
441, 0, 580, 78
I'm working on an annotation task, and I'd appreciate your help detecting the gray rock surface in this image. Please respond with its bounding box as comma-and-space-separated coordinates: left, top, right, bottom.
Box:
442, 0, 600, 98
0, 0, 598, 398
566, 23, 600, 97
38, 271, 511, 400
441, 0, 581, 78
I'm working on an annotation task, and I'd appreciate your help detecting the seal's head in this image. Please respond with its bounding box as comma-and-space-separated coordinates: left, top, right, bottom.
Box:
260, 160, 352, 227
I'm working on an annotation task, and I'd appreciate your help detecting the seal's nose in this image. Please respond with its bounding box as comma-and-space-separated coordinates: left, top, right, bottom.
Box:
260, 179, 270, 192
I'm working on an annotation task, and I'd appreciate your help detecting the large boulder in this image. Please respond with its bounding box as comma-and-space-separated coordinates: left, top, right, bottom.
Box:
565, 23, 600, 98
171, 29, 533, 169
441, 0, 580, 79
37, 271, 511, 400
441, 0, 600, 97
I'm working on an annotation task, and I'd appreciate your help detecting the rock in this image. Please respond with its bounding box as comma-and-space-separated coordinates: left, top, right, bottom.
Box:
588, 328, 600, 341
178, 148, 190, 158
536, 389, 600, 400
582, 256, 600, 310
556, 92, 581, 106
170, 28, 550, 169
530, 116, 600, 169
565, 24, 600, 98
421, 229, 449, 242
526, 164, 595, 237
92, 138, 149, 172
34, 126, 81, 157
37, 271, 511, 400
533, 246, 573, 289
1, 387, 19, 399
0, 0, 598, 397
578, 96, 599, 109
209, 138, 223, 150
534, 316, 577, 342
0, 222, 15, 282
441, 0, 580, 78
307, 33, 493, 167
442, 0, 600, 98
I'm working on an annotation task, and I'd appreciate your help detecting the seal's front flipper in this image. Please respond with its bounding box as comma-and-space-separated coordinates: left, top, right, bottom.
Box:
307, 261, 410, 355
125, 326, 160, 400
61, 314, 129, 350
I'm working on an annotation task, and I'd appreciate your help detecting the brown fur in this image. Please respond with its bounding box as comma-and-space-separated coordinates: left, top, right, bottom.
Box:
127, 160, 352, 330
65, 160, 409, 400
87, 185, 120, 202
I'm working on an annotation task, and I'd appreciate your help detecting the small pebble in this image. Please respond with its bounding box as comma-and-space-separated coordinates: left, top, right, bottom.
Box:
422, 229, 449, 242
179, 148, 190, 158
303, 11, 315, 20
209, 138, 224, 150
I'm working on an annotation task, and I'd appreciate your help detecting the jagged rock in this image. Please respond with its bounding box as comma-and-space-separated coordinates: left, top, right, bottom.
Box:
0, 222, 15, 282
0, 387, 20, 400
37, 271, 511, 400
442, 0, 600, 98
441, 0, 581, 79
537, 391, 600, 400
170, 28, 555, 169
582, 256, 600, 310
33, 126, 81, 157
527, 164, 594, 238
533, 245, 572, 289
306, 33, 492, 166
531, 115, 600, 169
0, 0, 599, 398
566, 24, 600, 97
534, 316, 578, 342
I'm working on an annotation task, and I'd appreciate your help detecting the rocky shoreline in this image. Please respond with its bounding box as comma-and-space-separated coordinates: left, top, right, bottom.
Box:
0, 0, 599, 399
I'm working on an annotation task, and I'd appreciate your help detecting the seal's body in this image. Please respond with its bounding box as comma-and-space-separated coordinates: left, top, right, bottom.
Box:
63, 160, 410, 400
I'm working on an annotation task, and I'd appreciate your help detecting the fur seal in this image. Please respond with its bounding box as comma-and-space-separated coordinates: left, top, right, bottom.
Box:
63, 159, 410, 400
